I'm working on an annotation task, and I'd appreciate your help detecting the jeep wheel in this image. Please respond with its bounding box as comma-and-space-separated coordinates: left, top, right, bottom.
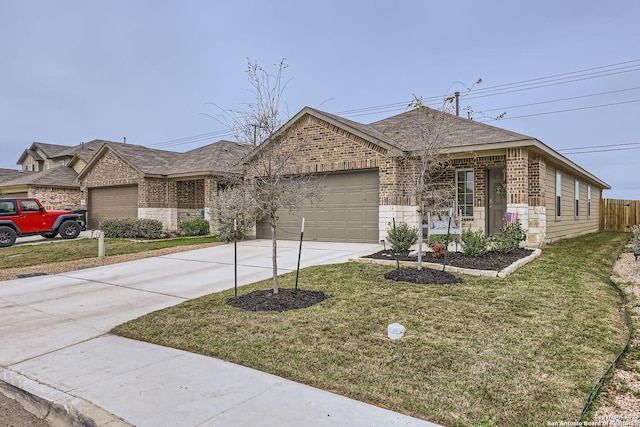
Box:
59, 220, 81, 239
0, 226, 17, 247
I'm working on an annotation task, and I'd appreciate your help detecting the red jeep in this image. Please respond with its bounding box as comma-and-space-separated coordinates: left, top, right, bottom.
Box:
0, 198, 82, 248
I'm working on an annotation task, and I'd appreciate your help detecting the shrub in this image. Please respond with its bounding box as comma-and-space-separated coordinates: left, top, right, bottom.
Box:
632, 225, 640, 255
101, 218, 164, 239
431, 243, 446, 259
179, 218, 210, 236
490, 219, 527, 254
387, 222, 419, 252
462, 228, 489, 257
214, 185, 256, 242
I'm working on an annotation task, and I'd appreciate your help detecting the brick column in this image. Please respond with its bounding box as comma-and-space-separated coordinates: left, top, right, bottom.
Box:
506, 147, 529, 205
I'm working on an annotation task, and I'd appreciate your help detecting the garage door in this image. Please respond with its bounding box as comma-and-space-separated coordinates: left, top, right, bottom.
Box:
257, 170, 379, 243
5, 192, 28, 198
88, 186, 138, 229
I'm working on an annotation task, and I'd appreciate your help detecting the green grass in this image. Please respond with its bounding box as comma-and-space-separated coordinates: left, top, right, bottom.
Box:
0, 236, 220, 269
113, 231, 628, 426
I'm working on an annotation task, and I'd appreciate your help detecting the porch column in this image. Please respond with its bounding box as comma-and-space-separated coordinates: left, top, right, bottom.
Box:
203, 175, 219, 234
527, 154, 547, 246
506, 147, 530, 239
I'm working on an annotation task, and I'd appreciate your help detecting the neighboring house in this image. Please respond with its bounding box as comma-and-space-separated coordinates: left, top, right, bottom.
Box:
3, 140, 122, 208
16, 140, 107, 172
0, 167, 81, 210
244, 106, 609, 246
75, 140, 251, 230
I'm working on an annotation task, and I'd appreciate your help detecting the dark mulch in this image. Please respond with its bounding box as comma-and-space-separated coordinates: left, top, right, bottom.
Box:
384, 268, 463, 285
228, 288, 328, 312
364, 248, 534, 271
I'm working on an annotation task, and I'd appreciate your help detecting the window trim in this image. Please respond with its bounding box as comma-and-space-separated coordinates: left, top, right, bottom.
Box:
456, 168, 474, 218
556, 171, 562, 217
587, 185, 592, 217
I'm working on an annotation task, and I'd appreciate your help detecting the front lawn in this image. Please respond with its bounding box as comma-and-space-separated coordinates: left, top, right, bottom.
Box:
0, 236, 220, 269
113, 231, 629, 426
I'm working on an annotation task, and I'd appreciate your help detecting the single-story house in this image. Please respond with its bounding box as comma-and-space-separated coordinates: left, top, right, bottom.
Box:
75, 140, 251, 229
244, 106, 609, 247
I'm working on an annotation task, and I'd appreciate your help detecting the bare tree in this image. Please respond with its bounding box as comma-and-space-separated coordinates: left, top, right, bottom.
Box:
382, 83, 480, 270
217, 59, 322, 294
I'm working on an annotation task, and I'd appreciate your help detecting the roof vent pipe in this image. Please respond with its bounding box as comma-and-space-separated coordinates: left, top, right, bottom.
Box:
455, 91, 460, 117
124, 137, 127, 144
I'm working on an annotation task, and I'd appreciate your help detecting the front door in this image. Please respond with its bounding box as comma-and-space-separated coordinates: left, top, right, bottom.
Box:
486, 167, 507, 235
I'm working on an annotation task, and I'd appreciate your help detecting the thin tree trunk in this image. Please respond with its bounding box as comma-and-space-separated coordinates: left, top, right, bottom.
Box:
417, 209, 423, 270
271, 215, 279, 294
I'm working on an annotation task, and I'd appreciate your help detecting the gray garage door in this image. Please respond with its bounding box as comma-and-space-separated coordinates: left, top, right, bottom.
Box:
257, 170, 379, 243
5, 192, 28, 198
88, 186, 138, 229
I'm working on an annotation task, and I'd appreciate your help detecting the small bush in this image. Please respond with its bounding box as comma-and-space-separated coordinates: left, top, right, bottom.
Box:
632, 225, 640, 254
387, 222, 419, 252
101, 218, 164, 239
179, 218, 210, 236
490, 220, 527, 254
431, 243, 446, 259
462, 228, 489, 257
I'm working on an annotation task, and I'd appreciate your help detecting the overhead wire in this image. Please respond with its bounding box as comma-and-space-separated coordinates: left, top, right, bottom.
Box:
141, 58, 640, 150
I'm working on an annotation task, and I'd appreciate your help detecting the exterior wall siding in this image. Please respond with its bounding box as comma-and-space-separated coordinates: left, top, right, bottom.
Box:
545, 165, 600, 243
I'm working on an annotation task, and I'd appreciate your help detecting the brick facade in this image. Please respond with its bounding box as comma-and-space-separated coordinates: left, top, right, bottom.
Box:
29, 187, 81, 210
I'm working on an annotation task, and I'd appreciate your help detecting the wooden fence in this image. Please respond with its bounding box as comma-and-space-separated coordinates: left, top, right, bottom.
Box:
600, 199, 640, 231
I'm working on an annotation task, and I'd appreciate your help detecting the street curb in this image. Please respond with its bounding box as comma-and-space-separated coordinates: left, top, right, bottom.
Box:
0, 368, 132, 427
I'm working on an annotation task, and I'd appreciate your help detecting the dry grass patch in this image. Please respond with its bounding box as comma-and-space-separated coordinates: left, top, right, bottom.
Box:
113, 231, 629, 426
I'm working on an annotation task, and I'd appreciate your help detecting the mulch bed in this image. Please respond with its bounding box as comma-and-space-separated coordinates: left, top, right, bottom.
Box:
229, 249, 534, 311
364, 248, 534, 271
228, 288, 328, 312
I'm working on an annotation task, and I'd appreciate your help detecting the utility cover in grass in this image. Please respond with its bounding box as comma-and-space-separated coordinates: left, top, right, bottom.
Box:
228, 288, 328, 312
385, 268, 463, 285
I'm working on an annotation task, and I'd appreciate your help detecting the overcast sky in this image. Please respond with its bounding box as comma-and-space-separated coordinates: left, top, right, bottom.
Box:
1, 0, 638, 199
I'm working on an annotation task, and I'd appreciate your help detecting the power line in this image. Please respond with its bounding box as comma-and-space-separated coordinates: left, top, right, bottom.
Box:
144, 58, 640, 149
558, 141, 640, 153
478, 99, 640, 122
480, 86, 640, 113
562, 146, 640, 155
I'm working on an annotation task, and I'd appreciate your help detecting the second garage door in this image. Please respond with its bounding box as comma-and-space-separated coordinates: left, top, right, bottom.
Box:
257, 170, 379, 243
88, 186, 139, 229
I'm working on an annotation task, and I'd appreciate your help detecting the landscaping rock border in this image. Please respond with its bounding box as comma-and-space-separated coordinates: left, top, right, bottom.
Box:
352, 248, 542, 278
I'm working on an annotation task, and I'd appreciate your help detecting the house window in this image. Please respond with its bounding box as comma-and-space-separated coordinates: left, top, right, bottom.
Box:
58, 160, 65, 166
45, 163, 50, 170
26, 164, 34, 171
456, 169, 474, 217
556, 172, 562, 217
587, 185, 592, 217
574, 180, 580, 217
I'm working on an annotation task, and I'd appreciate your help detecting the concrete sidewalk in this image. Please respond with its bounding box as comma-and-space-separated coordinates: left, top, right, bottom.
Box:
0, 240, 441, 426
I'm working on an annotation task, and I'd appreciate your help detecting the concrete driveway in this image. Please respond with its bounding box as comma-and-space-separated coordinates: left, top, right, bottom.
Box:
0, 240, 441, 426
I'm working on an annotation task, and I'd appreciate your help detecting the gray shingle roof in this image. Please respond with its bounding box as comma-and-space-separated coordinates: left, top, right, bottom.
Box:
31, 142, 73, 158
368, 107, 536, 151
176, 140, 252, 174
0, 168, 27, 183
98, 140, 251, 176
1, 165, 79, 188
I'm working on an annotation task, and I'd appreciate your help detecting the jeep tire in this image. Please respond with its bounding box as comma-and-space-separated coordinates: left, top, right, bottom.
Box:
0, 226, 17, 247
59, 220, 81, 239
